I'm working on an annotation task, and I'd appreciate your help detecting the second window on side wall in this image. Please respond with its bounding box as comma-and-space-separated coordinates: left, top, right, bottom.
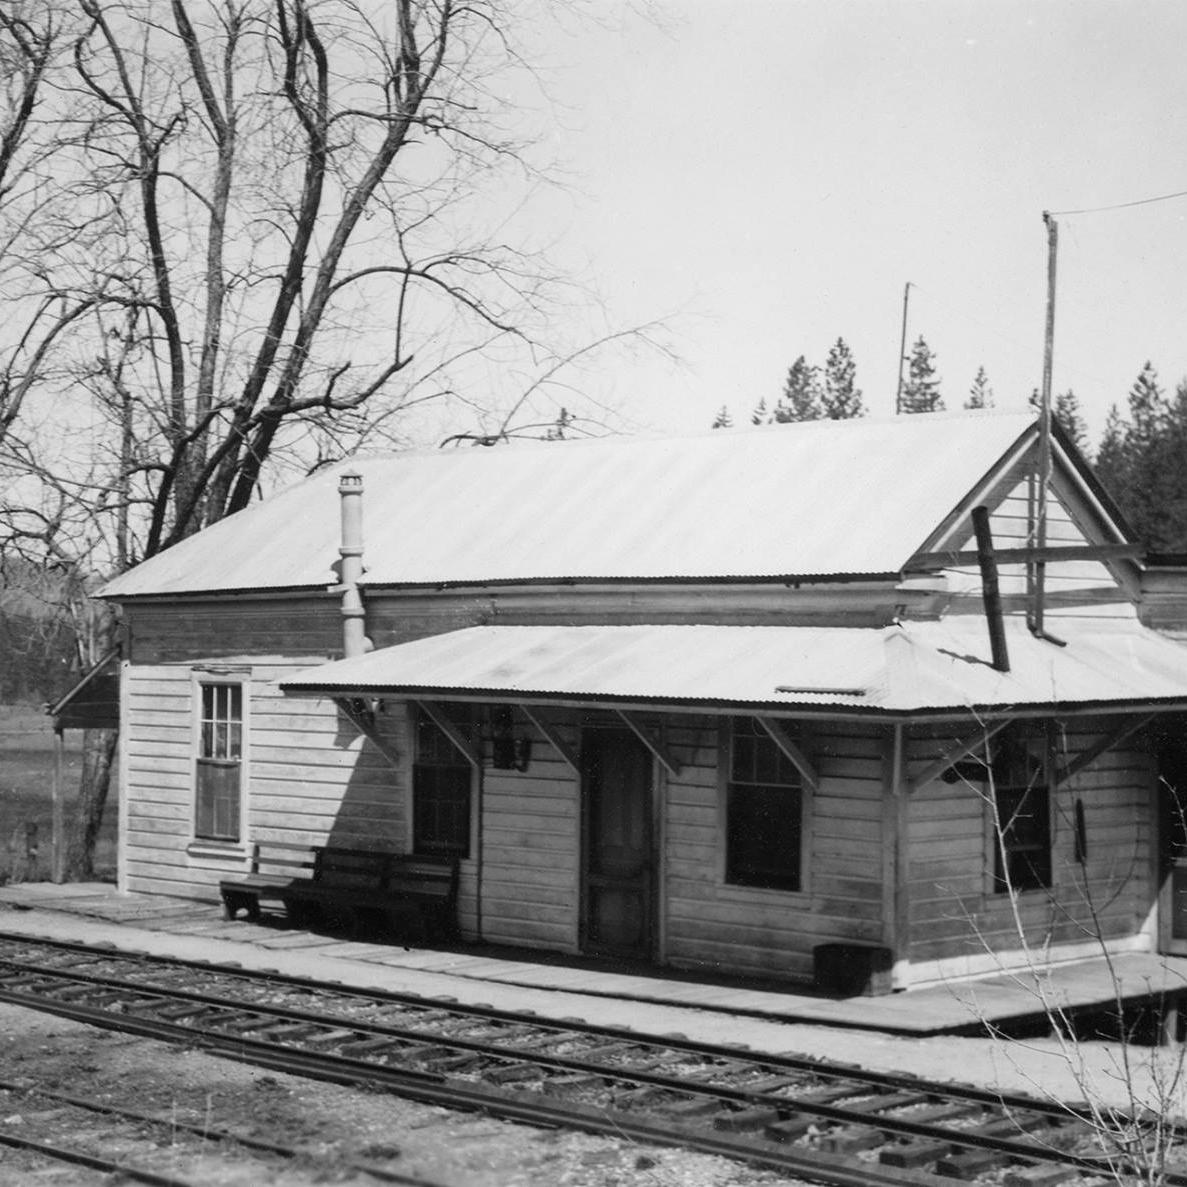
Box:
413, 708, 472, 859
726, 717, 804, 892
990, 728, 1052, 894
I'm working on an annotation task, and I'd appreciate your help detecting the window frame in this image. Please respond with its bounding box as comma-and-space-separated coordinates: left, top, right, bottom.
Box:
720, 717, 809, 895
985, 724, 1053, 896
190, 669, 250, 849
411, 704, 477, 860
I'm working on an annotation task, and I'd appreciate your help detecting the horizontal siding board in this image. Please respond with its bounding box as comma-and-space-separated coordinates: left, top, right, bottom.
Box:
663, 720, 888, 984
906, 725, 1153, 970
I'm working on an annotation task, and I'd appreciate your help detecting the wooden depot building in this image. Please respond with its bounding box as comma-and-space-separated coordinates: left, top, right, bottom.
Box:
98, 411, 1187, 993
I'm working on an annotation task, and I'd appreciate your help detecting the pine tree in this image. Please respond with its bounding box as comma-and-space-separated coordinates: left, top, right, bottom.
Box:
1094, 404, 1128, 497
774, 355, 822, 422
751, 397, 769, 426
1054, 390, 1089, 454
964, 366, 994, 410
899, 335, 943, 414
1124, 362, 1174, 548
711, 405, 732, 430
1091, 365, 1187, 552
821, 337, 865, 419
1028, 387, 1089, 454
1127, 361, 1168, 448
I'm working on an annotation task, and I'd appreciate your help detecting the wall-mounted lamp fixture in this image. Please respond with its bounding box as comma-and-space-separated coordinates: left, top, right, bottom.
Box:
489, 706, 531, 772
343, 696, 385, 731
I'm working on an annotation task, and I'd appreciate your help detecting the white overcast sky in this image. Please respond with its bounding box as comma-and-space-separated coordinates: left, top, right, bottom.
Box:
516, 0, 1187, 443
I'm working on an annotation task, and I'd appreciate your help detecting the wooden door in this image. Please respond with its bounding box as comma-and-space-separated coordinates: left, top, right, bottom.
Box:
1158, 734, 1187, 956
581, 728, 655, 960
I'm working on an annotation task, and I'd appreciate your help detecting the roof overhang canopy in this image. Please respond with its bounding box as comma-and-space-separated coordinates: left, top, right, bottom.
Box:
280, 620, 1187, 719
47, 648, 120, 731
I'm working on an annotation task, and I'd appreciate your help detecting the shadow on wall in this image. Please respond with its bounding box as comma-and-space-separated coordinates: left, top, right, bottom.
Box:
322, 699, 408, 852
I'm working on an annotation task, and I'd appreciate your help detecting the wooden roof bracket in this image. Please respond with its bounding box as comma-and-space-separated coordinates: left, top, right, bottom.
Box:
334, 696, 400, 770
756, 716, 820, 792
416, 699, 482, 769
1053, 713, 1156, 786
518, 704, 580, 776
616, 711, 682, 778
908, 718, 1012, 793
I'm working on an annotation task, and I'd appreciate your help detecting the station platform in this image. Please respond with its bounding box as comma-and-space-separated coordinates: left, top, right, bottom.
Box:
1, 881, 1186, 1113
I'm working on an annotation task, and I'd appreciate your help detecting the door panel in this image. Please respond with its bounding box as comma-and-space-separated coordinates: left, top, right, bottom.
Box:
581, 728, 654, 959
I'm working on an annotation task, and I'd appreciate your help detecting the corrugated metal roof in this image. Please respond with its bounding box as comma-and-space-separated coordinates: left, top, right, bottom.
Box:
280, 618, 1187, 714
101, 412, 1037, 598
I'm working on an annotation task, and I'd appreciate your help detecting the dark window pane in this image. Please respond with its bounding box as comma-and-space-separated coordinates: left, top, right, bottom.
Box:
726, 718, 804, 892
991, 731, 1051, 894
413, 763, 471, 858
726, 783, 802, 890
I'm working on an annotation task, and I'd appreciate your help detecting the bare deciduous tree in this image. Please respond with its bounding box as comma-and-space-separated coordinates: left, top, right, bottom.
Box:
0, 0, 664, 876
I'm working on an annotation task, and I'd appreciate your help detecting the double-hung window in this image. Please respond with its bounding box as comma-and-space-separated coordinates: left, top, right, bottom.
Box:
412, 708, 472, 859
725, 717, 804, 891
990, 728, 1052, 894
195, 681, 244, 842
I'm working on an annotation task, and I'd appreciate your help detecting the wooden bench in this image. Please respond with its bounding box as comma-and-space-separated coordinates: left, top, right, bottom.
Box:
219, 840, 317, 922
219, 841, 459, 942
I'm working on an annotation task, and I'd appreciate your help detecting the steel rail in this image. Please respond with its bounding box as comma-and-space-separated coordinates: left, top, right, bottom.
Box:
0, 952, 1072, 1125
0, 963, 1113, 1175
0, 1126, 201, 1187
0, 934, 1179, 1185
0, 1077, 443, 1187
0, 985, 946, 1187
0, 976, 1166, 1187
0, 932, 1135, 1124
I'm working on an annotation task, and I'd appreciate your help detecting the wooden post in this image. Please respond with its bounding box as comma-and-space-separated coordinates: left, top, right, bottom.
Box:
1032, 213, 1058, 636
885, 723, 912, 990
52, 726, 65, 883
972, 505, 1009, 672
894, 281, 911, 415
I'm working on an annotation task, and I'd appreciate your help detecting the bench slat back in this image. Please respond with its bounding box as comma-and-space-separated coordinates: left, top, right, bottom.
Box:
315, 846, 391, 889
386, 855, 458, 896
251, 840, 319, 876
245, 841, 458, 903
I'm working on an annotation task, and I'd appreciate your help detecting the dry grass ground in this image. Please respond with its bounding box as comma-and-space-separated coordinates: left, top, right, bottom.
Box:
0, 704, 115, 883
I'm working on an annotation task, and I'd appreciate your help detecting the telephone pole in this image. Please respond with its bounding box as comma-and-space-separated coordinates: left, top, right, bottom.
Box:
1031, 212, 1058, 637
894, 282, 912, 415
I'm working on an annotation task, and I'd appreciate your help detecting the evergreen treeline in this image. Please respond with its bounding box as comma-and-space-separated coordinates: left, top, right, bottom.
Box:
715, 342, 1187, 554
1094, 363, 1187, 553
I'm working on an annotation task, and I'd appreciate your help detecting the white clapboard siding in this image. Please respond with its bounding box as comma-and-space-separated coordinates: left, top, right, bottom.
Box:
906, 721, 1153, 969
480, 743, 580, 951
663, 718, 886, 982
120, 659, 422, 905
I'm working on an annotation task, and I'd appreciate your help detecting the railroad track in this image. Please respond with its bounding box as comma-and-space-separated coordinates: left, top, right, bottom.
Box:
0, 1073, 442, 1186
0, 931, 1179, 1187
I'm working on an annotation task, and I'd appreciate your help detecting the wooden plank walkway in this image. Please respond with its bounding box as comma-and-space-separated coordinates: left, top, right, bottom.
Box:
3, 882, 1186, 1036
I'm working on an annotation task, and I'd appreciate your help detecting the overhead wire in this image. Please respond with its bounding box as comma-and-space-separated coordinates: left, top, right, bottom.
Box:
1048, 187, 1187, 218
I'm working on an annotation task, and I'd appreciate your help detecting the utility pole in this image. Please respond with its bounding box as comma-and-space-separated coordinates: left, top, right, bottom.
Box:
1031, 212, 1058, 637
894, 282, 912, 415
